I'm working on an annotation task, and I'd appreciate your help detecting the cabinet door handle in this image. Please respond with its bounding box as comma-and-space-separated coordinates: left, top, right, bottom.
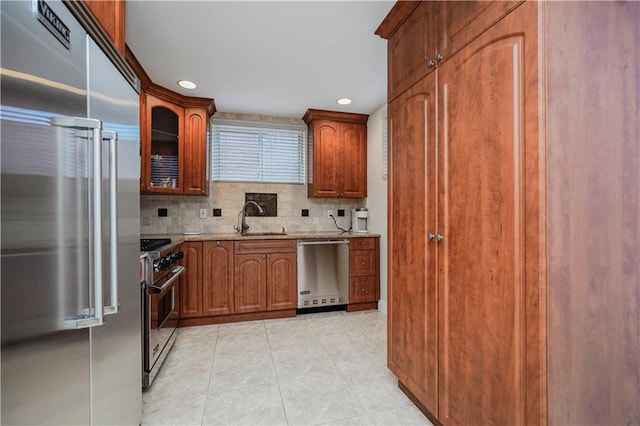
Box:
435, 53, 443, 62
427, 232, 435, 241
361, 288, 366, 294
361, 261, 365, 266
435, 234, 444, 242
427, 59, 436, 68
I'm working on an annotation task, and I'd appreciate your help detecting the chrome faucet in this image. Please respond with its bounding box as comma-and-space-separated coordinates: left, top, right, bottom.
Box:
235, 201, 264, 235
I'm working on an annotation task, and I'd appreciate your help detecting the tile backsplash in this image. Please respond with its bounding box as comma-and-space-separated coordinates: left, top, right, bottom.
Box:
141, 182, 363, 235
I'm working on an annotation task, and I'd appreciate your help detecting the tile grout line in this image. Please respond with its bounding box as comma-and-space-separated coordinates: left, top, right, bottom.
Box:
199, 325, 221, 426
264, 319, 292, 426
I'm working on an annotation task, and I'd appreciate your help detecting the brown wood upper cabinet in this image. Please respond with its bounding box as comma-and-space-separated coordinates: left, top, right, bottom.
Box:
83, 0, 126, 55
141, 92, 211, 195
377, 1, 522, 102
303, 109, 369, 198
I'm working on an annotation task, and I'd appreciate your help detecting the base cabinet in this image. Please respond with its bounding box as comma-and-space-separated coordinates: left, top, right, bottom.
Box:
202, 241, 234, 316
347, 237, 380, 311
179, 242, 203, 318
234, 240, 297, 313
180, 239, 297, 323
381, 1, 640, 425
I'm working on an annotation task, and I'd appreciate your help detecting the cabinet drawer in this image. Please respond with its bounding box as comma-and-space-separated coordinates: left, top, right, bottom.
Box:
350, 276, 377, 303
234, 239, 296, 254
350, 250, 376, 276
350, 237, 375, 250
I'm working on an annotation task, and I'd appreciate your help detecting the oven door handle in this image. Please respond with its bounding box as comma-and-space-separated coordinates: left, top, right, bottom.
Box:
148, 266, 185, 294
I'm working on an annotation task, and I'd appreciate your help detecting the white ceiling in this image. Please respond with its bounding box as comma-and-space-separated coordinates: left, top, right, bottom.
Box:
126, 1, 394, 119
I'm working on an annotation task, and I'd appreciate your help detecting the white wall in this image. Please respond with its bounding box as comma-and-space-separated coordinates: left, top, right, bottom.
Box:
366, 104, 388, 315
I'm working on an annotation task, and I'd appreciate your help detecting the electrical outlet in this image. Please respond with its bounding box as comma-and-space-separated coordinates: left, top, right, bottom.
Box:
199, 208, 207, 219
327, 209, 334, 218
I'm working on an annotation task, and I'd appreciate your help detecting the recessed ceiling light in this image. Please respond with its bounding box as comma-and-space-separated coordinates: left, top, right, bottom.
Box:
178, 80, 197, 90
337, 98, 352, 105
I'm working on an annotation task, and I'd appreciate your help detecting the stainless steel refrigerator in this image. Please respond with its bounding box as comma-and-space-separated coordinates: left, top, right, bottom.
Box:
1, 1, 141, 424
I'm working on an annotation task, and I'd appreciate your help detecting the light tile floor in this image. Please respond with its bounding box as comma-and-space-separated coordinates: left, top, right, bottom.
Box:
142, 310, 432, 426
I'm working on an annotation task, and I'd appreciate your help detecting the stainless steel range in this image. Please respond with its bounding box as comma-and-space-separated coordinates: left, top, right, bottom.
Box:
140, 238, 184, 388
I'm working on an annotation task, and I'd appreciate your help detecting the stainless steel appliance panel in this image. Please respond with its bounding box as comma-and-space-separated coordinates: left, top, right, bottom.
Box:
87, 36, 141, 425
1, 1, 92, 424
141, 245, 183, 388
1, 1, 141, 424
297, 239, 350, 308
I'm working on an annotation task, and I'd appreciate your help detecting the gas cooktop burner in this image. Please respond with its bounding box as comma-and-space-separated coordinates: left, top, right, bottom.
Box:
140, 238, 171, 252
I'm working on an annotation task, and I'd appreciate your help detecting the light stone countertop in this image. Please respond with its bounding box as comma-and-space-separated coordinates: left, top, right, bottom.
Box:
142, 231, 380, 245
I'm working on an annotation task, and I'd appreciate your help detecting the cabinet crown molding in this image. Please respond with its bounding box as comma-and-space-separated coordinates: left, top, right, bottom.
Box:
375, 1, 421, 40
302, 109, 369, 125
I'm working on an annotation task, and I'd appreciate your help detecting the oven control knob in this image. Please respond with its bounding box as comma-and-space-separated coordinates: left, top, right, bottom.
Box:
154, 257, 170, 272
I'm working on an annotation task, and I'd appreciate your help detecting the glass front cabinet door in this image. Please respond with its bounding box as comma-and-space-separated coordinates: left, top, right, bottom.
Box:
143, 94, 184, 194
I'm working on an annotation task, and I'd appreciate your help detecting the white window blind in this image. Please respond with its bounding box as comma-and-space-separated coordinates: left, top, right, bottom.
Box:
212, 119, 305, 184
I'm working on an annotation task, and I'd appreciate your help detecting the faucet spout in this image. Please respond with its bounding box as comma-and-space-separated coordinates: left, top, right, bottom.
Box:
236, 201, 264, 235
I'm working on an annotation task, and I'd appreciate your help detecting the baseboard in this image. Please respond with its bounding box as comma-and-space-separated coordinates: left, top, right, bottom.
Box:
377, 299, 387, 315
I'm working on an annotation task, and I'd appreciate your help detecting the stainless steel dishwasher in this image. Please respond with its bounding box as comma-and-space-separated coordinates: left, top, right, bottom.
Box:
297, 239, 350, 309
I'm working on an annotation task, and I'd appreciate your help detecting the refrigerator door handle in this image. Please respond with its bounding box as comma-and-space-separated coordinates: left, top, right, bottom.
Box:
51, 117, 106, 329
103, 130, 119, 316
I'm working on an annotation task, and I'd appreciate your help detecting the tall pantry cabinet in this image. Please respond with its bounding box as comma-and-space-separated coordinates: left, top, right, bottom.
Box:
378, 1, 639, 426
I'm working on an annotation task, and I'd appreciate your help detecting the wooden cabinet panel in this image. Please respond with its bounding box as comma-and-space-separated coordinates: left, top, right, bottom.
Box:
142, 94, 185, 194
388, 1, 436, 101
179, 242, 203, 318
349, 276, 376, 304
348, 237, 380, 312
266, 253, 297, 311
235, 244, 296, 313
84, 0, 125, 55
382, 1, 639, 425
234, 239, 296, 255
350, 238, 375, 250
140, 92, 211, 196
340, 123, 367, 198
234, 254, 267, 313
436, 4, 537, 425
349, 251, 376, 276
202, 241, 234, 316
437, 1, 523, 61
183, 108, 209, 195
545, 2, 640, 425
311, 121, 341, 197
303, 110, 368, 198
388, 72, 437, 413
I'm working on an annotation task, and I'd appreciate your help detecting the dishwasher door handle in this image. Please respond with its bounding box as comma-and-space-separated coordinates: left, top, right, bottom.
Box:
297, 239, 349, 246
